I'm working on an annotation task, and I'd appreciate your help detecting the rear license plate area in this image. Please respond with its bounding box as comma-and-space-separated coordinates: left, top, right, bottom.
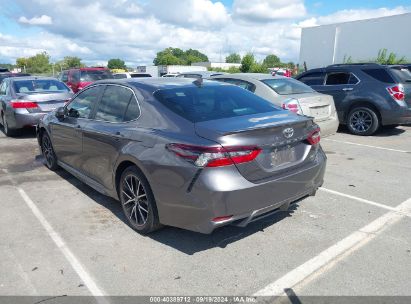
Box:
271, 146, 297, 167
310, 106, 329, 119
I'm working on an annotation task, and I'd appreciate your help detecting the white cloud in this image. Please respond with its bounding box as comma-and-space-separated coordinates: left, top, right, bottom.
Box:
18, 15, 52, 25
1, 1, 410, 67
233, 0, 307, 23
148, 0, 230, 29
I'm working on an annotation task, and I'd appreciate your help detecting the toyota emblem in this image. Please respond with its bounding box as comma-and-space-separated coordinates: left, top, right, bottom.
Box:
283, 127, 294, 139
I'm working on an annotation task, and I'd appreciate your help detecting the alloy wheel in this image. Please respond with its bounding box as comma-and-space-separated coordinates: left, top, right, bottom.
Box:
349, 110, 373, 133
121, 174, 149, 227
42, 135, 55, 167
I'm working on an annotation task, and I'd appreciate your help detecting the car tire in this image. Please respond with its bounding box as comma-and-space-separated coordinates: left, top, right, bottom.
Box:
1, 113, 15, 137
119, 166, 161, 234
41, 132, 59, 170
347, 106, 380, 136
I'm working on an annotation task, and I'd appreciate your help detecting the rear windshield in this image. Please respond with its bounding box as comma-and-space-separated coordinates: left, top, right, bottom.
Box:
262, 78, 314, 95
13, 79, 69, 93
154, 85, 280, 123
389, 67, 411, 83
80, 70, 112, 82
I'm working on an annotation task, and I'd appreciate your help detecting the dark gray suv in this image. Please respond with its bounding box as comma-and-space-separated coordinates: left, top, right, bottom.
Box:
296, 63, 411, 135
37, 78, 326, 234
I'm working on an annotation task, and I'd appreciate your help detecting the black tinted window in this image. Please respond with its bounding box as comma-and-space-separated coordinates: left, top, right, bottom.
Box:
154, 85, 280, 123
298, 72, 325, 85
326, 72, 351, 85
80, 70, 112, 81
130, 73, 151, 78
124, 96, 140, 121
95, 85, 138, 122
67, 86, 101, 118
362, 69, 394, 83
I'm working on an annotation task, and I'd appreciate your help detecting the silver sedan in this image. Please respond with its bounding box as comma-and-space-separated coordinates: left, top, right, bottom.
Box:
0, 76, 72, 136
211, 73, 339, 137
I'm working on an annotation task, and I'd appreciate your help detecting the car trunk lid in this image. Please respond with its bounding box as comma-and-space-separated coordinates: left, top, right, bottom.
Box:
195, 111, 319, 182
15, 92, 72, 112
295, 93, 334, 122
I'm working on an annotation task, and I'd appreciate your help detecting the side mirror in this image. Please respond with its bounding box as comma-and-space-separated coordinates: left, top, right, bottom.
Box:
55, 107, 66, 119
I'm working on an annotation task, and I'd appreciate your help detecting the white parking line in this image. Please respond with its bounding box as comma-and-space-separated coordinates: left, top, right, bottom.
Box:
323, 138, 410, 153
319, 187, 396, 212
2, 169, 109, 304
254, 196, 411, 297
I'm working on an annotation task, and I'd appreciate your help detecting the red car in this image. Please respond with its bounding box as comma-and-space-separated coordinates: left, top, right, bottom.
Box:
59, 67, 113, 93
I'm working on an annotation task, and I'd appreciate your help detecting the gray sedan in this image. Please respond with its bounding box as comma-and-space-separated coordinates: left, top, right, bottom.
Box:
0, 76, 72, 136
37, 78, 326, 234
211, 73, 339, 137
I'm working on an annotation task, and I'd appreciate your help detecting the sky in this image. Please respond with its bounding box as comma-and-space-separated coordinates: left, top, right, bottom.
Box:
0, 0, 410, 67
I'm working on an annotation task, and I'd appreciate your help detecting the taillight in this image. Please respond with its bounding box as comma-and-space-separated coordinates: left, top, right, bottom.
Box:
387, 84, 405, 102
307, 128, 321, 145
166, 144, 261, 168
11, 100, 38, 109
282, 98, 303, 115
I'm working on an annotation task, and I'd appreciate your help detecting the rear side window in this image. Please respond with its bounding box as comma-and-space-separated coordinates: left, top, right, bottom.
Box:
362, 69, 394, 83
95, 85, 139, 122
298, 72, 325, 85
262, 78, 314, 95
325, 72, 358, 85
389, 67, 411, 83
154, 85, 279, 123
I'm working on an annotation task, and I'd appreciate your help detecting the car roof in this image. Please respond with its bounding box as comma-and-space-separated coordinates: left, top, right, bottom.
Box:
211, 73, 287, 81
94, 77, 225, 91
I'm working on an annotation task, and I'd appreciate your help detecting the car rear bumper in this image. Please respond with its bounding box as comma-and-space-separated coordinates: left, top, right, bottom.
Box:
6, 111, 46, 130
157, 148, 327, 234
381, 107, 411, 125
315, 115, 339, 137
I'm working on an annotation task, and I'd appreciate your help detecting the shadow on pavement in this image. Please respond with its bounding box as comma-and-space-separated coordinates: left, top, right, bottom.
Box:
53, 166, 301, 255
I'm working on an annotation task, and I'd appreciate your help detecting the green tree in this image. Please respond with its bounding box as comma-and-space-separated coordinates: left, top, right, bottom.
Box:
16, 52, 52, 74
107, 58, 127, 70
240, 53, 255, 72
225, 53, 241, 63
153, 47, 208, 65
62, 56, 82, 69
262, 54, 281, 68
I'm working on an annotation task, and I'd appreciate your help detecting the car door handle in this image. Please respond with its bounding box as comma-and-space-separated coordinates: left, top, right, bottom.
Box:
342, 88, 353, 91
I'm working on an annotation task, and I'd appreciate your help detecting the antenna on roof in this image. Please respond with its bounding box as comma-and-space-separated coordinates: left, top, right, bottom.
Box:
193, 77, 203, 87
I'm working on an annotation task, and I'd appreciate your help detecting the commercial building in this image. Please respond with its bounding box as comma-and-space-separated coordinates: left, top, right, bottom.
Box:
299, 13, 411, 69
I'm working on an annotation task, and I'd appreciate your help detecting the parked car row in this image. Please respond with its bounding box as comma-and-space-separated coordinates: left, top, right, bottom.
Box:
1, 62, 409, 234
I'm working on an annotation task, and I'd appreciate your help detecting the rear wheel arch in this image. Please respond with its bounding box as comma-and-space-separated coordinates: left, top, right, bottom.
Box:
345, 100, 381, 124
114, 158, 151, 199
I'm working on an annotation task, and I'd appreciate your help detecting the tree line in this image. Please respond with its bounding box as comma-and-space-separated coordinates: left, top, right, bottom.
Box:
0, 48, 296, 75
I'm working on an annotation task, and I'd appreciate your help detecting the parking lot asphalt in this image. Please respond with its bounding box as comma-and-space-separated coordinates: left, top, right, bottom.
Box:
0, 126, 410, 302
